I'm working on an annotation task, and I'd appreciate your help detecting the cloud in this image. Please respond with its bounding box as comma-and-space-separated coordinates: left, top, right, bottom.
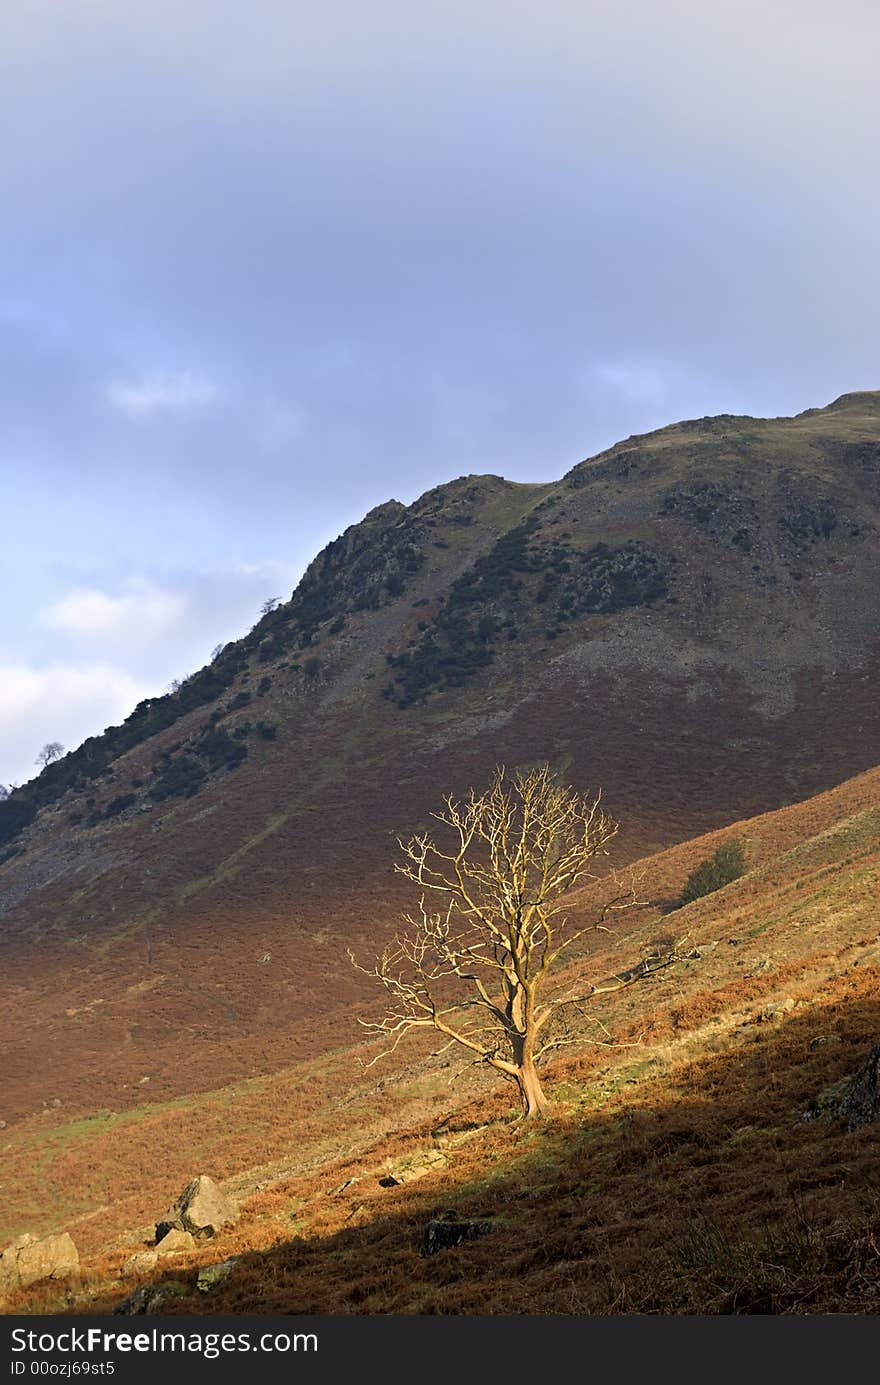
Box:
105, 370, 218, 420
40, 583, 188, 644
0, 661, 152, 788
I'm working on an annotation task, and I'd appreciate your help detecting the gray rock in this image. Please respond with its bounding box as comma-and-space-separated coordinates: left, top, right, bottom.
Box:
421, 1219, 494, 1257
156, 1175, 239, 1242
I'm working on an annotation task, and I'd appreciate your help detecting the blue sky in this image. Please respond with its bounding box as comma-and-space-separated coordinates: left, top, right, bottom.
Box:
1, 0, 878, 785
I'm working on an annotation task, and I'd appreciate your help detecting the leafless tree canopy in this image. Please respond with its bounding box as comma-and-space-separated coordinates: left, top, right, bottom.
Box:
352, 764, 682, 1118
35, 741, 65, 770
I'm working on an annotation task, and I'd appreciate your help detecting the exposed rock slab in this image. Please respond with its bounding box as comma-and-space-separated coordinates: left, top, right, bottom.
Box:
0, 1232, 79, 1295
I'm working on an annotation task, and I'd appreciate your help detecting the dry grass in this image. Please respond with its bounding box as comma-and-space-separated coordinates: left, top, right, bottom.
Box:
13, 967, 879, 1316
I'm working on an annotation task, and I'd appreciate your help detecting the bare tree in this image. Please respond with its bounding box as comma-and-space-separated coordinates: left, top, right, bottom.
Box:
352, 765, 683, 1119
35, 741, 65, 771
0, 784, 9, 800
260, 597, 281, 616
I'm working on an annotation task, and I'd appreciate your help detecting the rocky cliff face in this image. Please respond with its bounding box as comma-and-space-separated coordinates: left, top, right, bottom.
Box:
1, 391, 879, 1121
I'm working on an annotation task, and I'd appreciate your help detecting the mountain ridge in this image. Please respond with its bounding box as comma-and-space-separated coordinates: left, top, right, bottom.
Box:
1, 390, 879, 1131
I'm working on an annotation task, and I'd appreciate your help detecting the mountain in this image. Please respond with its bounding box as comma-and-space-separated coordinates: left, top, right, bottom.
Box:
1, 390, 880, 1131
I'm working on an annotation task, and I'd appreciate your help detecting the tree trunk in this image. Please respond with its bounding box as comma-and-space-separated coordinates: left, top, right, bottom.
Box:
514, 1056, 551, 1119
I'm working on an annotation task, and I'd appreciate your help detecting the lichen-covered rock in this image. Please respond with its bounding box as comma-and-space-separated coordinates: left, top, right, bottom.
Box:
156, 1175, 239, 1242
197, 1258, 240, 1292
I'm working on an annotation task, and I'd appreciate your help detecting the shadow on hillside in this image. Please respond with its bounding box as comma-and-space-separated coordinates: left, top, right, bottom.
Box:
78, 990, 880, 1316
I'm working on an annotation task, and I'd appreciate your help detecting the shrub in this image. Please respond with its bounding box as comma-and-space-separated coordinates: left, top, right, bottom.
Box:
151, 756, 206, 802
678, 840, 746, 906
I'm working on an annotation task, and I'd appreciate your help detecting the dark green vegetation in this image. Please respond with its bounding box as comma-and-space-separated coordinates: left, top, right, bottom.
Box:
385, 519, 669, 706
678, 839, 746, 906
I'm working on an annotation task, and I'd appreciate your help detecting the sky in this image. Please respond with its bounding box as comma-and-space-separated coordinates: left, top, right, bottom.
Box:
1, 0, 878, 786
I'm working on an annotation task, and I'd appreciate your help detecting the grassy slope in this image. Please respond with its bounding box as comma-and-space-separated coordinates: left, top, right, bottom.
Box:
4, 761, 879, 1314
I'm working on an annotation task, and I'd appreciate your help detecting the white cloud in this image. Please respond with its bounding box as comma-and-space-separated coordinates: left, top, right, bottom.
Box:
0, 662, 152, 788
105, 370, 218, 419
41, 583, 188, 645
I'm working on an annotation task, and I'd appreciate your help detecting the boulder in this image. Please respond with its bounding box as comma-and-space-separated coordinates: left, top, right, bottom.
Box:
121, 1250, 158, 1278
0, 1232, 79, 1295
421, 1218, 494, 1257
155, 1228, 196, 1257
155, 1176, 239, 1242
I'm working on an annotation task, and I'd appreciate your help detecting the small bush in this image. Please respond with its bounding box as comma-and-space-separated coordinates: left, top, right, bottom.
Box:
151, 756, 206, 802
678, 840, 746, 906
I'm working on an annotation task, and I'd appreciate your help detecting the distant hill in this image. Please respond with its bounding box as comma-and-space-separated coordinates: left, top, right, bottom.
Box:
1, 389, 879, 1126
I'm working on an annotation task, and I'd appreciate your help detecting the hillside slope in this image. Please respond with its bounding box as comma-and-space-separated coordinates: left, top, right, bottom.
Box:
1, 390, 879, 1126
4, 758, 879, 1313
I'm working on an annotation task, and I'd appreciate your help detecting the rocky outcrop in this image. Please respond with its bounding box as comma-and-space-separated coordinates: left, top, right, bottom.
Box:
802, 1045, 880, 1127
155, 1175, 239, 1242
0, 1232, 79, 1296
836, 1044, 880, 1130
